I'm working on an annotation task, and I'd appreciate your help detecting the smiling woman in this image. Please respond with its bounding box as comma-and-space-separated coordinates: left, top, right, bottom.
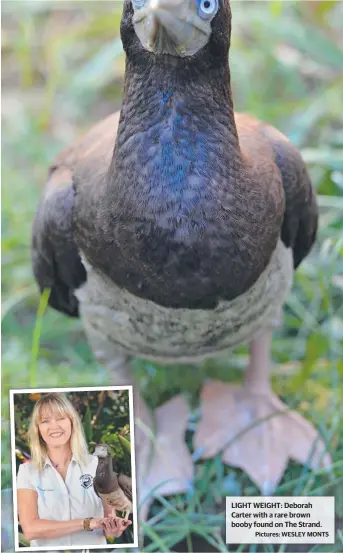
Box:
15, 392, 132, 549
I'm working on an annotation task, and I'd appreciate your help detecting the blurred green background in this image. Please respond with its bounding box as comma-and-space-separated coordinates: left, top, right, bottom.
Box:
1, 1, 343, 552
13, 389, 132, 547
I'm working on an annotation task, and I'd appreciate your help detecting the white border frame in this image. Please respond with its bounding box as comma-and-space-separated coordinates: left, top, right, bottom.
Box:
10, 386, 139, 551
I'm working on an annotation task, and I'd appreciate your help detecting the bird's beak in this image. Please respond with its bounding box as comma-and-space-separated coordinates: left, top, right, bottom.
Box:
94, 446, 107, 457
133, 0, 208, 57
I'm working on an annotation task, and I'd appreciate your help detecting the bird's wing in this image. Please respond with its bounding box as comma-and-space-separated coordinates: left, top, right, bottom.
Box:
235, 113, 318, 269
261, 124, 318, 269
32, 112, 121, 316
93, 478, 100, 498
118, 474, 132, 503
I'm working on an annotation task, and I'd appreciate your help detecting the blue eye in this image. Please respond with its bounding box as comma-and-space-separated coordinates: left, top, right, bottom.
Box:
132, 0, 146, 9
198, 0, 218, 19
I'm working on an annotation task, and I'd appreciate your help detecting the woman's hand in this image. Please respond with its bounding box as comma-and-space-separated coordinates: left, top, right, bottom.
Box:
101, 516, 132, 538
89, 518, 106, 531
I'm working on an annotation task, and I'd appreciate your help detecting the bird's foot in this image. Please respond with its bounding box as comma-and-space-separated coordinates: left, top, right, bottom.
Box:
107, 511, 120, 522
135, 394, 193, 520
194, 380, 331, 494
87, 347, 193, 523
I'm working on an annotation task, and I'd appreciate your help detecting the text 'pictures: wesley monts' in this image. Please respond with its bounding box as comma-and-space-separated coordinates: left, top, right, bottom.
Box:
10, 386, 138, 550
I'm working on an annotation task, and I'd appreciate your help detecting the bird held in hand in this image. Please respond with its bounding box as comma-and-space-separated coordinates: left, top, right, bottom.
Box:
32, 0, 330, 506
93, 444, 133, 521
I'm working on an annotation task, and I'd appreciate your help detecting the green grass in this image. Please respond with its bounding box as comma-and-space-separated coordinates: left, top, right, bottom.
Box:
2, 1, 343, 552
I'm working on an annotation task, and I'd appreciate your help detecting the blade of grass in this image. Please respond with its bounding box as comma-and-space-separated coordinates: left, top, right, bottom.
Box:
30, 288, 51, 387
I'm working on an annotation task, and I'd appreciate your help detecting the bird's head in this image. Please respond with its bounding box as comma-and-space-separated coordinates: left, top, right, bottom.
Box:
94, 444, 111, 458
121, 0, 231, 61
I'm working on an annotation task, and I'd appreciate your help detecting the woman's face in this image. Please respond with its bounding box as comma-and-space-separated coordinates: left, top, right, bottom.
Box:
38, 407, 72, 448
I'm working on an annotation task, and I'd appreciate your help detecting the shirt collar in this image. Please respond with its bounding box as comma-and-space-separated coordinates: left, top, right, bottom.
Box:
44, 455, 77, 468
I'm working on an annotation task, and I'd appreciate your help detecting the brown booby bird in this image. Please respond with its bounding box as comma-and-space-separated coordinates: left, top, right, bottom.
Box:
32, 0, 330, 501
93, 444, 133, 520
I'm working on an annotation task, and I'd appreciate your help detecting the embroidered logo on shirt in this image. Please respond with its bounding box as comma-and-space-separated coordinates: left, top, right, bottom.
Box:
80, 473, 93, 489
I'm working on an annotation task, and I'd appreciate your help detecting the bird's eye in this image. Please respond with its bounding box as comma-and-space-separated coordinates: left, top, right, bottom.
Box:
197, 0, 218, 19
132, 0, 146, 9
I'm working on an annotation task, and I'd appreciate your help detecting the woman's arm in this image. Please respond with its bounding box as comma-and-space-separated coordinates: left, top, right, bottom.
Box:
17, 489, 104, 541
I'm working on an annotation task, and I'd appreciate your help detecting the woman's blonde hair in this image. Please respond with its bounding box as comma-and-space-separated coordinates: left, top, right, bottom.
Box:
28, 393, 89, 470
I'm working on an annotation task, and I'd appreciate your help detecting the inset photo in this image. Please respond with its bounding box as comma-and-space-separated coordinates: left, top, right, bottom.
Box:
10, 386, 138, 550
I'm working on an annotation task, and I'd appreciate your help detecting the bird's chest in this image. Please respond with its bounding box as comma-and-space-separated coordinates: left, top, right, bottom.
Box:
76, 240, 293, 363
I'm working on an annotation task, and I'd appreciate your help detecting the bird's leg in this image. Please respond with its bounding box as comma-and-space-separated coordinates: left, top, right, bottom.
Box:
243, 331, 273, 394
194, 330, 331, 494
84, 327, 193, 521
109, 508, 118, 520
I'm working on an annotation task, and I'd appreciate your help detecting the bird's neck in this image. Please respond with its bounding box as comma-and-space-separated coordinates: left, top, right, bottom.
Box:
99, 457, 115, 475
109, 58, 240, 186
